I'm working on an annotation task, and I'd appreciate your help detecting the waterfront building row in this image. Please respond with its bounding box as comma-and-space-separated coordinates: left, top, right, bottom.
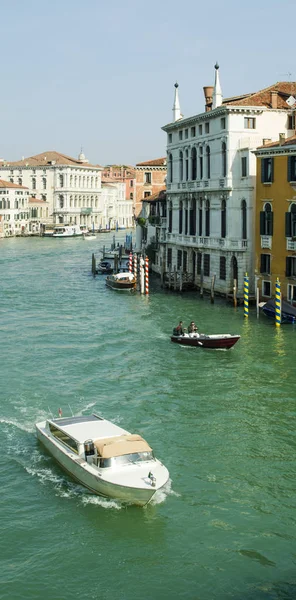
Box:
0, 150, 133, 236
136, 65, 296, 301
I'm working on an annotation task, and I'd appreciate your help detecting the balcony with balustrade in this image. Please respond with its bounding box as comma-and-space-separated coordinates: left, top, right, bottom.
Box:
164, 232, 248, 250
166, 177, 232, 193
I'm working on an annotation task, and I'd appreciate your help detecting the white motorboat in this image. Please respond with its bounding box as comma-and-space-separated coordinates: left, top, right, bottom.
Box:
52, 225, 83, 237
105, 271, 136, 291
82, 233, 97, 241
36, 413, 169, 506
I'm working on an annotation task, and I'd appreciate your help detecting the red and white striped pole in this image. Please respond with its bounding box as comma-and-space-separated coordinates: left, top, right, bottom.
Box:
145, 257, 149, 295
129, 252, 133, 273
133, 253, 137, 282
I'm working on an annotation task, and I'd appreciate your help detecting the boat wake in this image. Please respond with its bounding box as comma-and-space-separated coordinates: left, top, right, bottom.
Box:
150, 478, 179, 505
0, 417, 35, 434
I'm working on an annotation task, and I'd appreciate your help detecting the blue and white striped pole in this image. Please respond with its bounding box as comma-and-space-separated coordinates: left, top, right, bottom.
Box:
244, 272, 249, 318
275, 278, 281, 327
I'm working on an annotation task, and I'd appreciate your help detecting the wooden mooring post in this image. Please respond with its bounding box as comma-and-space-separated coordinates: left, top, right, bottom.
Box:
179, 268, 183, 292
114, 254, 119, 274
173, 266, 177, 291
200, 269, 204, 299
210, 274, 216, 303
91, 253, 96, 277
233, 279, 237, 308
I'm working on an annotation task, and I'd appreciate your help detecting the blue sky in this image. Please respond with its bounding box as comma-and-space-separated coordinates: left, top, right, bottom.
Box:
1, 0, 295, 166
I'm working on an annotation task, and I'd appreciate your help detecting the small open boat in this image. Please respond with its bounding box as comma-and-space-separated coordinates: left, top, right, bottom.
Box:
83, 233, 97, 241
106, 272, 136, 291
36, 413, 169, 506
171, 332, 240, 349
96, 260, 113, 274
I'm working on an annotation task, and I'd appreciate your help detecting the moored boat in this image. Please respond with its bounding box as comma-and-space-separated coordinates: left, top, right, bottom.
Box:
260, 298, 296, 324
96, 260, 113, 274
52, 225, 83, 238
83, 233, 97, 240
36, 413, 169, 506
106, 272, 136, 291
171, 332, 240, 349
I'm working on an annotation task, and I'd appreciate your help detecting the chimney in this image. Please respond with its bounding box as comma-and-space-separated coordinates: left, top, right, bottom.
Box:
262, 138, 272, 146
279, 132, 285, 145
203, 86, 214, 112
270, 91, 278, 109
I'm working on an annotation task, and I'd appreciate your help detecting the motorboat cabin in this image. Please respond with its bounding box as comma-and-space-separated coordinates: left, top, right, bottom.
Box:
36, 414, 169, 505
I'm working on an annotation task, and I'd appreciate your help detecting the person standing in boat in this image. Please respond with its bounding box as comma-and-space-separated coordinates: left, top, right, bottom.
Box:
173, 321, 184, 336
188, 321, 198, 335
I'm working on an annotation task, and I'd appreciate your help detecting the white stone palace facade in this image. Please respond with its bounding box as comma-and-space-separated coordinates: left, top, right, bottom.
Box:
0, 180, 30, 237
0, 150, 103, 232
159, 67, 296, 295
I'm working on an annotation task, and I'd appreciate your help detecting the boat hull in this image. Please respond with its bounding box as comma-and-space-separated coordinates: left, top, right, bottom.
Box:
262, 303, 296, 324
171, 333, 240, 349
36, 424, 166, 506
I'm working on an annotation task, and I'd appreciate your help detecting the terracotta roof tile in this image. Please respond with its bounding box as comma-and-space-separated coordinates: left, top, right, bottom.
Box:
28, 197, 48, 203
257, 134, 296, 149
136, 157, 167, 167
141, 189, 166, 202
2, 151, 100, 169
0, 179, 28, 189
223, 82, 296, 109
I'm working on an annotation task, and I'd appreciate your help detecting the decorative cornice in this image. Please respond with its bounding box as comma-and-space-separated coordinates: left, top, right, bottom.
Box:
162, 106, 264, 131
253, 146, 296, 157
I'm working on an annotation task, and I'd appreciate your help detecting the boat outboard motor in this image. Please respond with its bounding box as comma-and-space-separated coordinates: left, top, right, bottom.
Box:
84, 440, 95, 464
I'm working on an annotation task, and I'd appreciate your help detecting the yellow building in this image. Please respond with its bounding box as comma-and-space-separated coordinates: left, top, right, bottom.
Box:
254, 134, 296, 301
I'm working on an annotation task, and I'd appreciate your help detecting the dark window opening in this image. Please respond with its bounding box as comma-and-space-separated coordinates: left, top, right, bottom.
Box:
220, 256, 226, 280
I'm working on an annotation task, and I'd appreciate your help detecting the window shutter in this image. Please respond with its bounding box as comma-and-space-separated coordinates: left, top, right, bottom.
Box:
288, 156, 292, 182
270, 212, 274, 236
270, 158, 274, 182
261, 159, 265, 183
260, 254, 265, 273
260, 211, 265, 235
286, 256, 291, 277
285, 212, 291, 237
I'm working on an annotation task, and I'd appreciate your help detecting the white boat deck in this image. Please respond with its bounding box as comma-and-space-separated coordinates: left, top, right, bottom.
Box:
50, 415, 128, 443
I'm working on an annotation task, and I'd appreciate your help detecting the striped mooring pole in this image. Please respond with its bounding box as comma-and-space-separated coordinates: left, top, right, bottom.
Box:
145, 257, 149, 295
244, 272, 249, 318
275, 277, 281, 327
133, 253, 137, 282
129, 252, 133, 273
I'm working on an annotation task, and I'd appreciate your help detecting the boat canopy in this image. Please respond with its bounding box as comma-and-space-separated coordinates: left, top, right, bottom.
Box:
264, 298, 296, 317
93, 434, 152, 458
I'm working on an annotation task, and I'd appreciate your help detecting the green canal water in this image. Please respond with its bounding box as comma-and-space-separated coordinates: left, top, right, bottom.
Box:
1, 235, 296, 600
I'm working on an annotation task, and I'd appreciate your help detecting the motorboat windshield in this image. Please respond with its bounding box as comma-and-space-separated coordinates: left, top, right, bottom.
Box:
99, 451, 155, 468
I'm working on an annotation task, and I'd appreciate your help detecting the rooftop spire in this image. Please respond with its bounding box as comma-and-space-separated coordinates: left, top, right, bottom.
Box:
172, 82, 182, 122
212, 63, 223, 109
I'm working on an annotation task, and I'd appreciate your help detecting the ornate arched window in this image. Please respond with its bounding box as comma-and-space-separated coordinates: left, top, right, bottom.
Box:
241, 200, 247, 239
191, 147, 197, 180
168, 201, 173, 233
185, 150, 189, 181
222, 142, 227, 177
206, 146, 210, 179
168, 153, 173, 183
221, 199, 226, 238
285, 202, 296, 237
205, 199, 210, 236
198, 199, 203, 236
260, 202, 273, 236
199, 147, 203, 179
179, 151, 183, 181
